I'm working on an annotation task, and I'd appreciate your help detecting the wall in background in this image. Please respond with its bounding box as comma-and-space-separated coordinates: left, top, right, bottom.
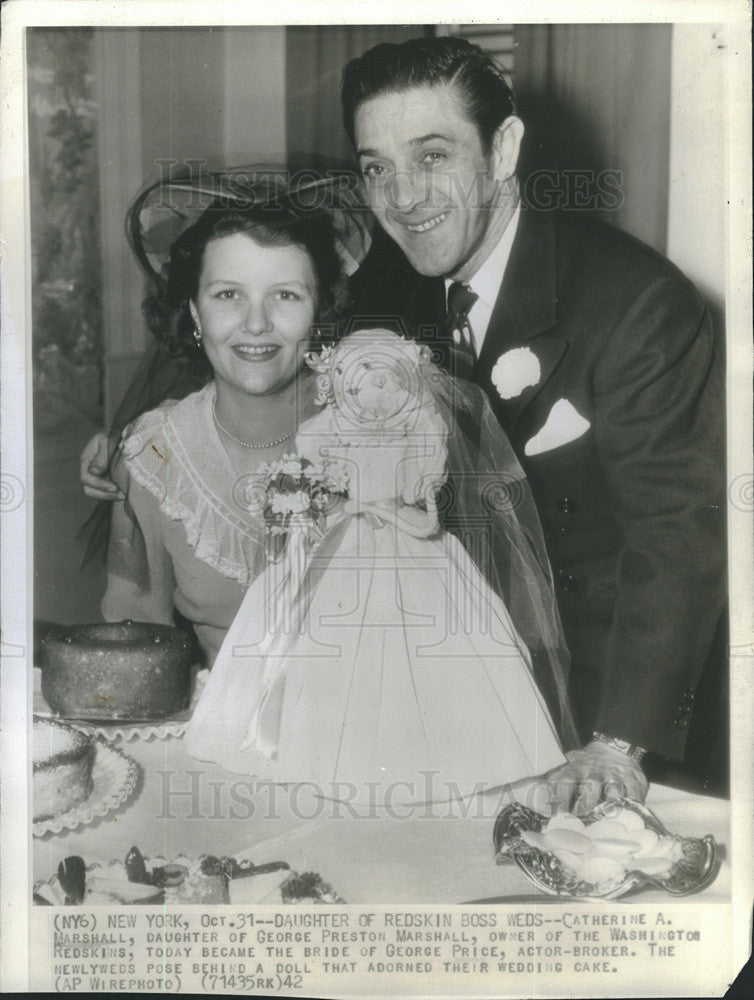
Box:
139, 25, 287, 169
223, 28, 286, 164
139, 27, 225, 179
285, 25, 426, 166
513, 20, 727, 311
514, 23, 673, 254
96, 29, 145, 430
667, 23, 726, 309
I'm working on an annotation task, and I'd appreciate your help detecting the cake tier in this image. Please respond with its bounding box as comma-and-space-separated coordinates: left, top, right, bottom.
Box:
41, 621, 193, 720
33, 720, 94, 821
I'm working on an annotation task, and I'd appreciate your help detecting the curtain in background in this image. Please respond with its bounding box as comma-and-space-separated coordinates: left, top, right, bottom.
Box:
28, 28, 103, 428
285, 25, 429, 166
514, 24, 673, 253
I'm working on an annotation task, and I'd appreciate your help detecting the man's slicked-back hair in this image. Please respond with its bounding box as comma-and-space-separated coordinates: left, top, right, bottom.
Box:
341, 35, 516, 156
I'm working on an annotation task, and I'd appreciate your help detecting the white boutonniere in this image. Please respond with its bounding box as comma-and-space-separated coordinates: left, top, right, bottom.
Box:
491, 347, 541, 400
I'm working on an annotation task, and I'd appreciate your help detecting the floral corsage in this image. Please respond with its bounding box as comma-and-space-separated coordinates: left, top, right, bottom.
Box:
259, 454, 347, 561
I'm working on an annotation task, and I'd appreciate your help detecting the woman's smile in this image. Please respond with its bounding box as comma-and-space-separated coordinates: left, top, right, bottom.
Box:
231, 343, 280, 361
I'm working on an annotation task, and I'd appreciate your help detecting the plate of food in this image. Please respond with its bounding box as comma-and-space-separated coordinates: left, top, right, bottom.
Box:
34, 846, 345, 906
32, 718, 140, 837
493, 798, 718, 900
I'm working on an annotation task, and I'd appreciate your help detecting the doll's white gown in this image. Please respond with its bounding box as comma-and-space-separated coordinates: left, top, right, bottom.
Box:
185, 399, 565, 800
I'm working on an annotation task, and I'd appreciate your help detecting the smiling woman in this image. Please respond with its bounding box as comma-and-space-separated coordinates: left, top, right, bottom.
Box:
190, 235, 317, 406
101, 197, 349, 668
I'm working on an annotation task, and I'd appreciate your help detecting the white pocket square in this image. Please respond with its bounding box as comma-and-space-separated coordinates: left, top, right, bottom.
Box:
524, 399, 591, 457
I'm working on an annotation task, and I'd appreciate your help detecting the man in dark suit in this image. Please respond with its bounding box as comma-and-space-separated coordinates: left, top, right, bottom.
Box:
81, 35, 727, 809
338, 35, 727, 808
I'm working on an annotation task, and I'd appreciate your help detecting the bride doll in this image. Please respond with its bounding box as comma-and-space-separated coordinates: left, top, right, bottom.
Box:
186, 329, 575, 800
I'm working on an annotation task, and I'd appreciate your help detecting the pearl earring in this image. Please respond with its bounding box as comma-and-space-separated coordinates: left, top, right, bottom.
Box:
193, 326, 202, 346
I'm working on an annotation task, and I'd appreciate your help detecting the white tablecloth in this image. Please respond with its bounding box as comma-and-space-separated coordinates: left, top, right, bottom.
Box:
34, 733, 730, 904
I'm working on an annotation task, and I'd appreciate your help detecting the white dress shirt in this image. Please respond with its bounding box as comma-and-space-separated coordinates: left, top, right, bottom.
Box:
444, 203, 521, 357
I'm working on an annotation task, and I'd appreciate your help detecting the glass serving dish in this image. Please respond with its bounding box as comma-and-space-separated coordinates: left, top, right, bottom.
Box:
493, 798, 718, 900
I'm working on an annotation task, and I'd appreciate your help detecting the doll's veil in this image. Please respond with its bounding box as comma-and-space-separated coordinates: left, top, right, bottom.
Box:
307, 330, 578, 749
444, 381, 578, 748
429, 364, 577, 749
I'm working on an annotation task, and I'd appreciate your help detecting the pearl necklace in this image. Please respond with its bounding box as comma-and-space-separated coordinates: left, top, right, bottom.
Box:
212, 398, 297, 450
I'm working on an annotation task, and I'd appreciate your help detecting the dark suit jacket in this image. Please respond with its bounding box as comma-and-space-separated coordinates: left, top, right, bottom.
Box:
349, 208, 727, 762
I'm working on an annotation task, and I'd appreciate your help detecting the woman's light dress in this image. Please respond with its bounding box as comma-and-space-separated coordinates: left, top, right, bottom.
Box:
102, 384, 267, 667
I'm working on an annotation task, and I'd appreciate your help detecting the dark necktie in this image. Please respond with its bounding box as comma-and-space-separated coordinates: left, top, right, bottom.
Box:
444, 281, 479, 380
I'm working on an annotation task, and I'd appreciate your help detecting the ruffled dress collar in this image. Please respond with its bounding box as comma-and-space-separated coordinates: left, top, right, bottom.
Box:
120, 382, 266, 586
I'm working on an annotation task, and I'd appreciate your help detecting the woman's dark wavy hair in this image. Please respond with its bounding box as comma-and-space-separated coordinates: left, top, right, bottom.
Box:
341, 36, 516, 157
143, 198, 350, 382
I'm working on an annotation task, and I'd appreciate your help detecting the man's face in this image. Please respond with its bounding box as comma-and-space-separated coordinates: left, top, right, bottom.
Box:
354, 83, 515, 277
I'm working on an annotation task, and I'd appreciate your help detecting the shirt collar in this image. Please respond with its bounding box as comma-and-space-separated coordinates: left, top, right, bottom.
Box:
445, 202, 521, 308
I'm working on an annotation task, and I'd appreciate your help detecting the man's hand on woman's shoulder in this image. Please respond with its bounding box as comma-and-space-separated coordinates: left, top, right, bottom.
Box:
79, 431, 124, 500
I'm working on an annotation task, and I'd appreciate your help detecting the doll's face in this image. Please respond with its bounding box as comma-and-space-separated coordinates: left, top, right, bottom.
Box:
347, 361, 410, 420
326, 331, 424, 428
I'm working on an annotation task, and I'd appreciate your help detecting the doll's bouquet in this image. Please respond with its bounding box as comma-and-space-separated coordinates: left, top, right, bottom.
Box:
258, 454, 348, 561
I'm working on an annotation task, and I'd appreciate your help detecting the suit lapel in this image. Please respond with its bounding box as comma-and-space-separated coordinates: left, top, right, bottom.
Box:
476, 209, 568, 431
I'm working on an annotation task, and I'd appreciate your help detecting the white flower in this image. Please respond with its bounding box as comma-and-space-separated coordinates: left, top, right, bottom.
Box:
491, 347, 541, 400
288, 490, 311, 514
279, 458, 303, 477
270, 490, 311, 516
269, 492, 289, 516
269, 491, 306, 516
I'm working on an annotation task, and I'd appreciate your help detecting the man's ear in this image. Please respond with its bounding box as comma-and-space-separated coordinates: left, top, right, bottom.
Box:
491, 115, 525, 182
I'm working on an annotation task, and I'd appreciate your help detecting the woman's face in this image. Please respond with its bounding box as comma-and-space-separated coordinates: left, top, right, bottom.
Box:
190, 232, 317, 398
